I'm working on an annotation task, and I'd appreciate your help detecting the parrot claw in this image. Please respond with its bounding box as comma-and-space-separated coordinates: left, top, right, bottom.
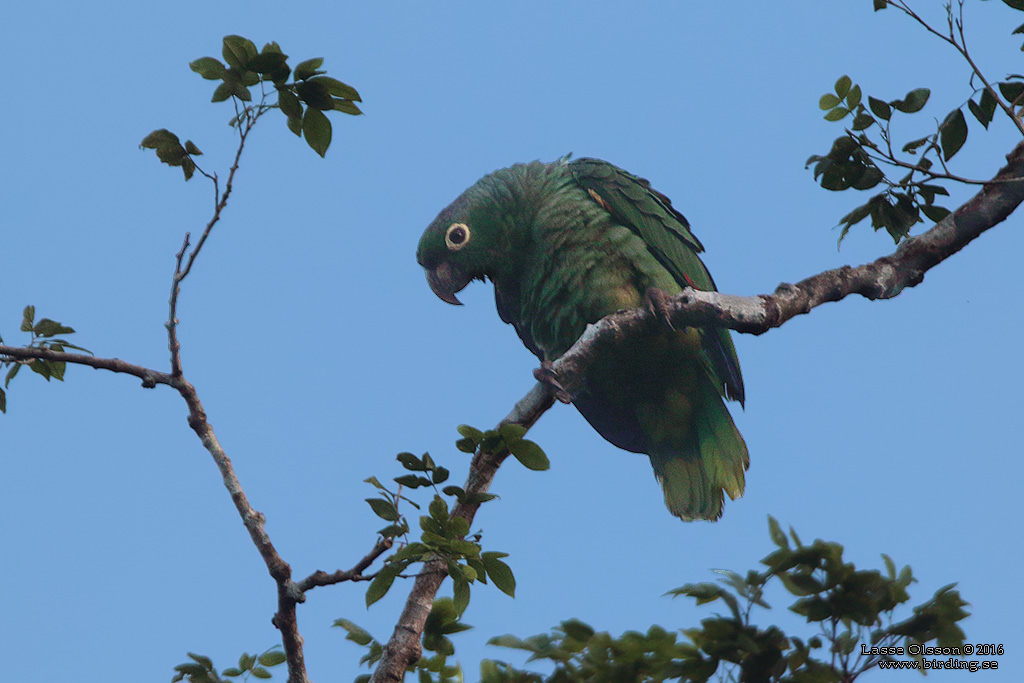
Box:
644, 287, 676, 331
534, 362, 574, 404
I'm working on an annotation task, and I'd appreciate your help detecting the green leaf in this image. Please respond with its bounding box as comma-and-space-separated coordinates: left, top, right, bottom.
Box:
980, 87, 998, 123
768, 515, 788, 548
921, 205, 951, 222
21, 305, 35, 332
222, 667, 242, 677
140, 129, 181, 150
184, 140, 202, 155
892, 88, 930, 113
294, 57, 324, 81
188, 653, 214, 670
48, 360, 65, 381
250, 667, 272, 679
818, 94, 841, 110
457, 424, 484, 442
211, 81, 234, 103
498, 423, 527, 443
508, 438, 550, 471
901, 136, 931, 154
247, 51, 288, 74
308, 75, 361, 101
0, 387, 6, 413
286, 115, 303, 137
5, 363, 20, 388
824, 107, 850, 121
174, 663, 208, 677
33, 319, 75, 337
295, 80, 334, 110
874, 0, 887, 11
967, 98, 989, 129
303, 107, 332, 157
560, 619, 595, 642
394, 474, 426, 488
366, 563, 400, 607
429, 494, 449, 522
366, 498, 399, 522
333, 618, 374, 645
257, 651, 287, 667
868, 96, 891, 120
482, 553, 516, 597
834, 75, 852, 99
222, 35, 258, 70
278, 88, 302, 118
852, 113, 874, 131
29, 360, 51, 380
333, 99, 363, 115
397, 451, 424, 471
1003, 0, 1024, 11
846, 84, 862, 109
189, 57, 226, 80
999, 80, 1024, 105
939, 108, 968, 161
453, 579, 470, 615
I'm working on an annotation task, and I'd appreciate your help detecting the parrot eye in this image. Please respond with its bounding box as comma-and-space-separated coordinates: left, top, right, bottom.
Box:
445, 223, 470, 250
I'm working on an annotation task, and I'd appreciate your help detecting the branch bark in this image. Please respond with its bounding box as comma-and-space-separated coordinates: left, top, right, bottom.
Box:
367, 140, 1024, 681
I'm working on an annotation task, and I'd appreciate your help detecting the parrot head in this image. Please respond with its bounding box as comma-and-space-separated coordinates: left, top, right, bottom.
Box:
417, 172, 523, 305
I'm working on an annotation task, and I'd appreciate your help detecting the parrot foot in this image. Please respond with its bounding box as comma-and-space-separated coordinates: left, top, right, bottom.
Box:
644, 287, 676, 330
533, 362, 574, 404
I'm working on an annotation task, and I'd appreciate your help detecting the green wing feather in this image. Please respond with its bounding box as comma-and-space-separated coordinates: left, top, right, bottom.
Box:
568, 157, 744, 405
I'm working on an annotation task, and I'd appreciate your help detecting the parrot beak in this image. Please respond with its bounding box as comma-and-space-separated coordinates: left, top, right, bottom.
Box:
425, 261, 472, 306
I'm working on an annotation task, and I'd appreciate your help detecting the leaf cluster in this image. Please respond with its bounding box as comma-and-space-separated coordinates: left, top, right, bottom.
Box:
337, 599, 470, 683
362, 423, 542, 611
141, 34, 362, 178
140, 129, 203, 180
171, 648, 286, 683
481, 516, 970, 682
1, 305, 91, 413
190, 35, 362, 157
808, 6, 1024, 243
456, 423, 550, 471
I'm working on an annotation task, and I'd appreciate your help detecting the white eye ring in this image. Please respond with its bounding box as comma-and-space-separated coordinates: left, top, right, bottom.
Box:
445, 223, 471, 250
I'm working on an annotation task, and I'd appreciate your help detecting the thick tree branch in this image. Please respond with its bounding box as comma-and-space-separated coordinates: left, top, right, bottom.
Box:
368, 140, 1024, 682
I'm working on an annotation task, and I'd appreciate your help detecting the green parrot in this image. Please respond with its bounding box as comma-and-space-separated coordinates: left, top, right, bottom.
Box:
416, 157, 748, 521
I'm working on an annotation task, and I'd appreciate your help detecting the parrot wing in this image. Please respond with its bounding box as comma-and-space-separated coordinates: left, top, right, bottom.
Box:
568, 157, 745, 405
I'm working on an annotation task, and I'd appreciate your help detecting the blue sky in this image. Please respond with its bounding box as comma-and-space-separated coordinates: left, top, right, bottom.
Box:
2, 1, 1022, 681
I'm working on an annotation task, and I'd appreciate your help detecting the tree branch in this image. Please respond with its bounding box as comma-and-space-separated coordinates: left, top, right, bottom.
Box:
367, 140, 1024, 682
298, 537, 395, 592
369, 383, 554, 682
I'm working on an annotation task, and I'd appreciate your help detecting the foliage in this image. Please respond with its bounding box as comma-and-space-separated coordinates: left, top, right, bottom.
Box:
478, 517, 970, 682
361, 423, 548, 610
808, 1, 1024, 243
338, 599, 470, 683
142, 34, 362, 171
0, 305, 91, 413
171, 647, 287, 682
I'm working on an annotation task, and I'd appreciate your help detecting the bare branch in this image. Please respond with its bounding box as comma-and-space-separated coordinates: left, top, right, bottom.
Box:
0, 346, 171, 388
298, 537, 395, 591
368, 140, 1024, 682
